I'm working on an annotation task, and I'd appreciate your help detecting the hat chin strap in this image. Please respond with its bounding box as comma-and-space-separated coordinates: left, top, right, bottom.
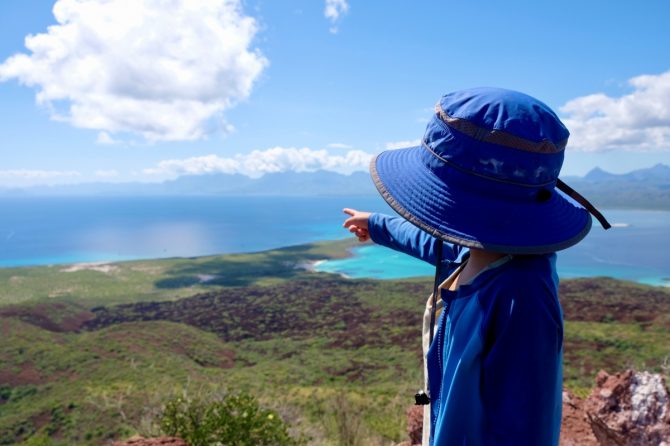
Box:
556, 179, 611, 230
429, 240, 443, 346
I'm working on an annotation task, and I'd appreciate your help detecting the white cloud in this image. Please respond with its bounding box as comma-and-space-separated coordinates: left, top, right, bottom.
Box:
385, 139, 421, 150
561, 70, 670, 151
324, 0, 349, 33
144, 147, 374, 178
95, 169, 119, 178
0, 0, 267, 142
0, 169, 81, 179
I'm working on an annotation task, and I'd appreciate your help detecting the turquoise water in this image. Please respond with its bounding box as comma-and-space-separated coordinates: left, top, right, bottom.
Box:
316, 209, 670, 287
1, 197, 668, 287
0, 195, 392, 267
316, 245, 435, 278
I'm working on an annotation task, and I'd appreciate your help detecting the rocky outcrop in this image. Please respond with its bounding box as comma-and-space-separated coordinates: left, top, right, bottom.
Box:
573, 369, 670, 446
561, 390, 598, 446
396, 370, 670, 446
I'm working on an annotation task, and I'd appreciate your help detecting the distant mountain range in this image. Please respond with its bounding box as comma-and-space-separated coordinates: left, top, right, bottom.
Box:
0, 170, 377, 197
2, 164, 669, 209
561, 163, 670, 210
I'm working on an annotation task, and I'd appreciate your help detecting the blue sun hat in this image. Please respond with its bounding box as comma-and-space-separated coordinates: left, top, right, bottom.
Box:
371, 87, 610, 254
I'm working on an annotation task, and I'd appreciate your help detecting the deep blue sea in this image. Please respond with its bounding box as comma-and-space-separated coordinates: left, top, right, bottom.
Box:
1, 196, 668, 286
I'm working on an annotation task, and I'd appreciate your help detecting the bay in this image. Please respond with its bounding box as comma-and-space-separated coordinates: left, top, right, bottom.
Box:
0, 196, 390, 267
0, 196, 668, 287
316, 209, 670, 287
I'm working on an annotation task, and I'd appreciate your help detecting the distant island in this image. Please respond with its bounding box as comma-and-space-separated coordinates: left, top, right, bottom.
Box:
2, 163, 669, 210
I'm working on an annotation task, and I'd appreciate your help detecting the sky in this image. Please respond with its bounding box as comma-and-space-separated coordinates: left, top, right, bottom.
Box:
1, 0, 670, 187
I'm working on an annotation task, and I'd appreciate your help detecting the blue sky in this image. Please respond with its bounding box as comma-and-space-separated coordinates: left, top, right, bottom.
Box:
1, 0, 670, 187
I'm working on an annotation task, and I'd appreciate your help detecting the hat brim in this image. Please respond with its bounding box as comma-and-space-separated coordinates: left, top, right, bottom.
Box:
371, 145, 592, 254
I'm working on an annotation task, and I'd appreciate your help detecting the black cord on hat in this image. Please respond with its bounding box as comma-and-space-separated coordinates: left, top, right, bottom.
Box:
556, 179, 611, 230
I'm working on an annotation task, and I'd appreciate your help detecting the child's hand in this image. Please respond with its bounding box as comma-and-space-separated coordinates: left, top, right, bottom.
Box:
343, 208, 372, 242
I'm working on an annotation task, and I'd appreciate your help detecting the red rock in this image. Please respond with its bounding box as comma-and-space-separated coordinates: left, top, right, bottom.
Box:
398, 370, 670, 446
406, 405, 423, 446
584, 369, 670, 446
561, 369, 670, 446
560, 390, 599, 446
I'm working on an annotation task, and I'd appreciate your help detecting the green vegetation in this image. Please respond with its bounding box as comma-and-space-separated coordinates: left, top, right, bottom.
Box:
0, 239, 355, 307
1, 241, 669, 445
559, 277, 670, 393
0, 319, 237, 445
563, 320, 670, 394
161, 394, 303, 446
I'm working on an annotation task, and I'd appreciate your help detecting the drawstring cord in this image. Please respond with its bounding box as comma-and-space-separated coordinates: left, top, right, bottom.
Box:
415, 240, 443, 406
429, 240, 443, 346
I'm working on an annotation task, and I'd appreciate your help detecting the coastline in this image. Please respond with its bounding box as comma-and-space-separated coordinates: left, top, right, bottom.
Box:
2, 237, 669, 289
313, 244, 670, 288
296, 259, 326, 273
2, 205, 669, 286
2, 237, 669, 313
296, 244, 360, 278
301, 259, 352, 278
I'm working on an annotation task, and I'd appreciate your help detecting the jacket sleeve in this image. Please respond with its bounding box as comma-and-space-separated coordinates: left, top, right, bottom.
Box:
479, 260, 563, 446
367, 213, 462, 266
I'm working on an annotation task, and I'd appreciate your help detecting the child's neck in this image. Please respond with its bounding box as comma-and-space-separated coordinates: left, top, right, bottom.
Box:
467, 248, 507, 271
450, 248, 508, 291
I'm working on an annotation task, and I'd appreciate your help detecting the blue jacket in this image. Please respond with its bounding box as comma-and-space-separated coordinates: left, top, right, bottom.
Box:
368, 213, 563, 446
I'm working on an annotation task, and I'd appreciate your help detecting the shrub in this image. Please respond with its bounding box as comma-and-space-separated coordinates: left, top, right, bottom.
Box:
160, 393, 303, 446
317, 392, 365, 446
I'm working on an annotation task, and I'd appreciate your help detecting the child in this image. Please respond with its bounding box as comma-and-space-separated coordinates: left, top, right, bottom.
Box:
342, 88, 610, 446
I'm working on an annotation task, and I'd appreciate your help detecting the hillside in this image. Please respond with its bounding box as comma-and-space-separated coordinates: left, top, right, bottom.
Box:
1, 242, 670, 445
0, 319, 238, 445
81, 276, 670, 391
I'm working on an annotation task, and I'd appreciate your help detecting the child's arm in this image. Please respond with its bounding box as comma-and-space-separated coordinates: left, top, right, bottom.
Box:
342, 209, 462, 265
480, 259, 563, 445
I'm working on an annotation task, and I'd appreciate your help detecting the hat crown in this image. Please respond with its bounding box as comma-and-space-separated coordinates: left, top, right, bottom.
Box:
423, 87, 569, 186
441, 88, 569, 144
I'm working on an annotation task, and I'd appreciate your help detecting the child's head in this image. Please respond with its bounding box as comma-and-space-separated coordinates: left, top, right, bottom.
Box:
370, 87, 608, 254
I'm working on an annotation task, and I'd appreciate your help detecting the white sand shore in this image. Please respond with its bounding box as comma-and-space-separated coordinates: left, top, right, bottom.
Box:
295, 259, 326, 272
60, 262, 118, 274
197, 274, 219, 283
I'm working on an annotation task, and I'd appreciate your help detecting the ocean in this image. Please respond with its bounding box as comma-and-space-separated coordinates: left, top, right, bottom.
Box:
1, 196, 668, 286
